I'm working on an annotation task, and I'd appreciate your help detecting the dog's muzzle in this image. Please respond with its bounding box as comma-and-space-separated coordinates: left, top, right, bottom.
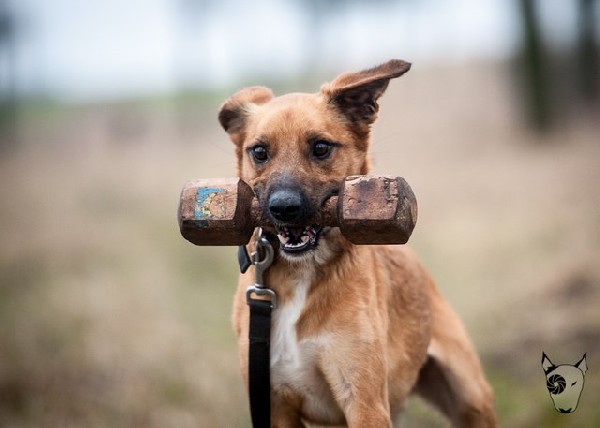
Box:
267, 188, 323, 254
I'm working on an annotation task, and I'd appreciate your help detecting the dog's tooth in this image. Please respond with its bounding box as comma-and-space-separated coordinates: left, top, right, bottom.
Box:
277, 233, 290, 245
278, 225, 323, 252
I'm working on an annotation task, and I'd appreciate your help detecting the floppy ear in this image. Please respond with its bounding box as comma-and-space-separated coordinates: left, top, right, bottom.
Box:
542, 352, 555, 374
575, 354, 587, 375
218, 86, 274, 145
320, 59, 411, 136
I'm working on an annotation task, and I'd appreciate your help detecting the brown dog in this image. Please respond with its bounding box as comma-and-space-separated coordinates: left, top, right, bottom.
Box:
219, 60, 497, 427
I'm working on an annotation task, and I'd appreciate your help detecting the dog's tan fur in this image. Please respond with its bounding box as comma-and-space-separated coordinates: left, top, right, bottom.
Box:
219, 60, 497, 427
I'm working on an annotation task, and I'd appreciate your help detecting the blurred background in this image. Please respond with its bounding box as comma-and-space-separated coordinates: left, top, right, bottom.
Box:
1, 0, 599, 426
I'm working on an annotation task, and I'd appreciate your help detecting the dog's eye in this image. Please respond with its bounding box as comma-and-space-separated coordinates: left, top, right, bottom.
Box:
312, 140, 332, 159
250, 145, 269, 163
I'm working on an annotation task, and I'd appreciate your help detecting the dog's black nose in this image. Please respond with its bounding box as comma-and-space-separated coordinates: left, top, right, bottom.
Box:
268, 189, 304, 223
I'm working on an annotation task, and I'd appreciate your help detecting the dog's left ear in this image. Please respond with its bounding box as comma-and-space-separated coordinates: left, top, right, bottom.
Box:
320, 59, 411, 135
575, 354, 588, 375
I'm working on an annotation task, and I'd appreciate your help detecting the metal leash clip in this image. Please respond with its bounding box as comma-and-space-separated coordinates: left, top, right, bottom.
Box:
246, 228, 276, 309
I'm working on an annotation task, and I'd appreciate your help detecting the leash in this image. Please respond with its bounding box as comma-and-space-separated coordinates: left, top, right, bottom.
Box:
242, 229, 276, 427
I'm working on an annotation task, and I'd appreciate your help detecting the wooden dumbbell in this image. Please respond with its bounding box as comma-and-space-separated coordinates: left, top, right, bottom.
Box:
178, 175, 417, 246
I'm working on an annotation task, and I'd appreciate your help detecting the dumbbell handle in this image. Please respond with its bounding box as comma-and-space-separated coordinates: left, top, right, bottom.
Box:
178, 176, 417, 246
243, 195, 340, 226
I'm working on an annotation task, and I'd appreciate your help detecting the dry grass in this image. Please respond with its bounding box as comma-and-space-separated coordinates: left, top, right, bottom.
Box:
1, 61, 599, 427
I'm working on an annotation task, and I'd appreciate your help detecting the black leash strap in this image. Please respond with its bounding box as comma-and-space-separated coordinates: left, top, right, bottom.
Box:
244, 231, 276, 427
248, 298, 272, 427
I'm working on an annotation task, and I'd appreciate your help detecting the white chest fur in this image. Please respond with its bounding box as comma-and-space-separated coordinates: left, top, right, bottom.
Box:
270, 270, 343, 422
270, 278, 307, 372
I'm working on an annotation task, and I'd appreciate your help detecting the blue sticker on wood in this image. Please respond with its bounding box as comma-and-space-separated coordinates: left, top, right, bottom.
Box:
195, 187, 224, 227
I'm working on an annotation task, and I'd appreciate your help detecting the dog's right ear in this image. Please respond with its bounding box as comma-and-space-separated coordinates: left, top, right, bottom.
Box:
542, 352, 555, 374
218, 86, 274, 145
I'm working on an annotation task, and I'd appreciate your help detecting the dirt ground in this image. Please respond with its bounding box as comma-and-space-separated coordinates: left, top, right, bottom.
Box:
1, 61, 599, 427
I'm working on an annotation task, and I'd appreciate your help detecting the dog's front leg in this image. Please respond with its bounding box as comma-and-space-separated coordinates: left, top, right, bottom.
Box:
270, 392, 306, 428
321, 341, 393, 428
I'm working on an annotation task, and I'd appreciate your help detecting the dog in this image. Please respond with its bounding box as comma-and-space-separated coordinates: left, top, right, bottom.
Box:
542, 352, 587, 413
219, 59, 497, 427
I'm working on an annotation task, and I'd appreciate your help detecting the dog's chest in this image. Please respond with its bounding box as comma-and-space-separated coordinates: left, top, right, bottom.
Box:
271, 278, 312, 377
270, 274, 342, 420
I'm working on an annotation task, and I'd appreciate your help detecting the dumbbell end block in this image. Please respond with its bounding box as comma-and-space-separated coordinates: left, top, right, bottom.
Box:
340, 176, 417, 245
178, 177, 256, 246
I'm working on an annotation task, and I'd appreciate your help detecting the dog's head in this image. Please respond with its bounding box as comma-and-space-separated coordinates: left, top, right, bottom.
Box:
542, 352, 587, 413
218, 60, 410, 262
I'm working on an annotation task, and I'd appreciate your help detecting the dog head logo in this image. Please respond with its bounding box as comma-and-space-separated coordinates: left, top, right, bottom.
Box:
542, 352, 587, 413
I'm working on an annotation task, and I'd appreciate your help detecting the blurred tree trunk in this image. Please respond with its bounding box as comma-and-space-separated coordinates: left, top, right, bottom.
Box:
577, 0, 599, 105
517, 0, 552, 133
0, 0, 17, 152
